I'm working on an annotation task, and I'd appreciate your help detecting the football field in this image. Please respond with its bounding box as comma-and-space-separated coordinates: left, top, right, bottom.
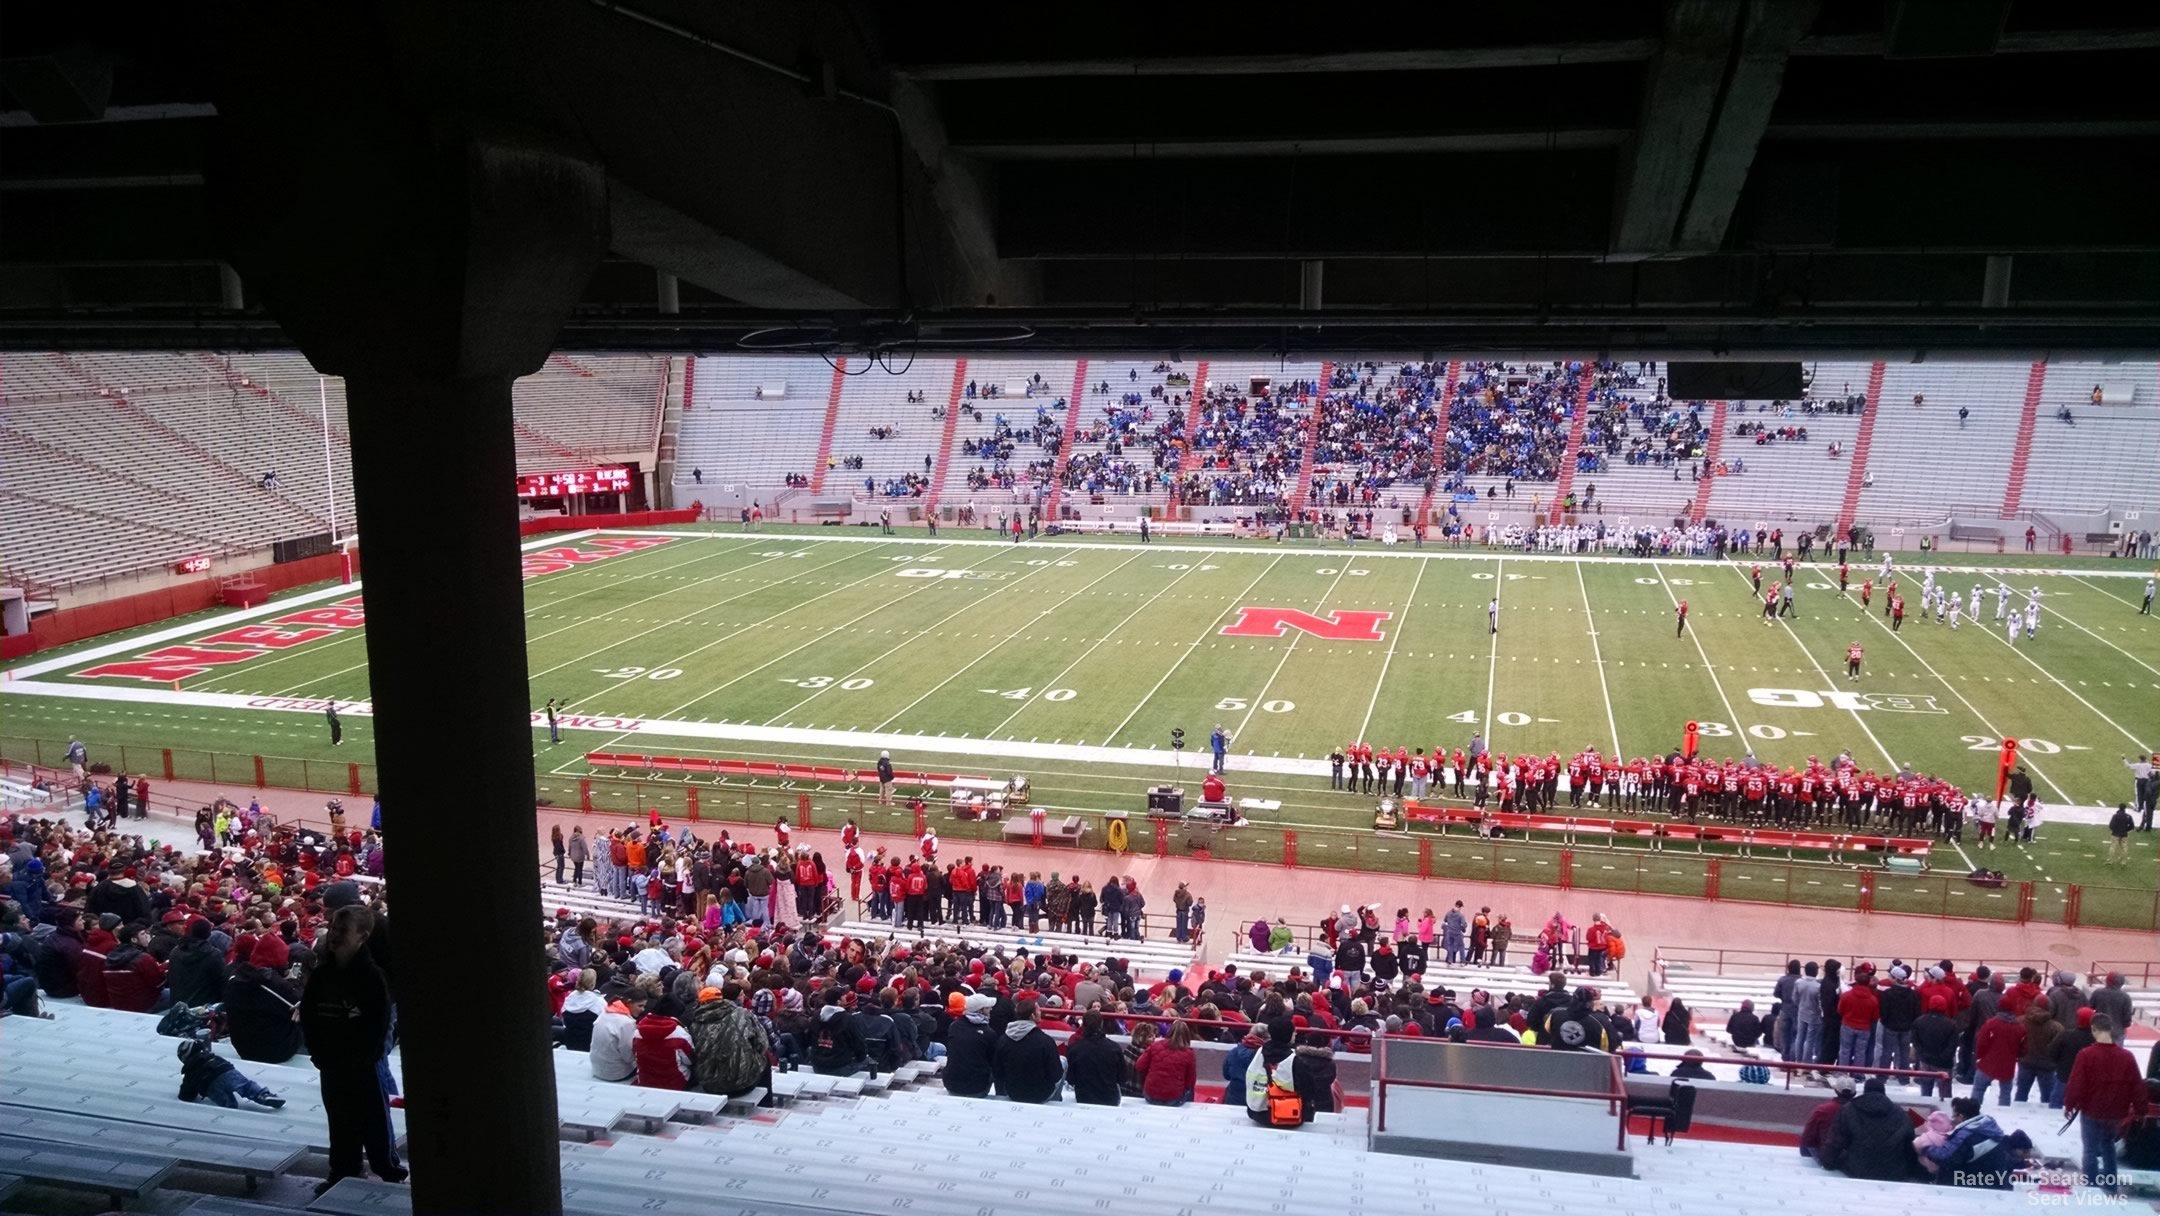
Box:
5, 523, 2157, 899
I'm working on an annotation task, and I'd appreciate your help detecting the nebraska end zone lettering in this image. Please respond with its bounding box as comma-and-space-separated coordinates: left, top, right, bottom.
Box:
78, 535, 674, 683
1220, 606, 1393, 642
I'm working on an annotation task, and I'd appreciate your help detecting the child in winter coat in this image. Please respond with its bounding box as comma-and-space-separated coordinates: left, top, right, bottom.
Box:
176, 1039, 285, 1109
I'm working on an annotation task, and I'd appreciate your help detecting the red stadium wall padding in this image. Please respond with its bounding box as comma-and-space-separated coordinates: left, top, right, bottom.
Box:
12, 549, 361, 658
518, 508, 700, 537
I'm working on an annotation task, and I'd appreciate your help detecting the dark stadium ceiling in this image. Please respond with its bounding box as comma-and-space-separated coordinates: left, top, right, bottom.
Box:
3, 0, 2159, 359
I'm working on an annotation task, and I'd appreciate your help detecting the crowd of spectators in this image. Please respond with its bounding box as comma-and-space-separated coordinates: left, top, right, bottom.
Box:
1437, 361, 1591, 487
1175, 383, 1312, 507
1307, 362, 1442, 509
959, 406, 1062, 495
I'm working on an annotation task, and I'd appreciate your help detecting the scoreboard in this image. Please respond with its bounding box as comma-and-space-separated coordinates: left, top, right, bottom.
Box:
516, 466, 631, 498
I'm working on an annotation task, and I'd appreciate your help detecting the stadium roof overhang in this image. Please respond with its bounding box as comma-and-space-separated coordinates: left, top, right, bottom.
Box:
3, 0, 2158, 359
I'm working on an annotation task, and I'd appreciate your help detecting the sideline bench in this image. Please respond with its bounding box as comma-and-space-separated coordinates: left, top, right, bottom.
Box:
0, 1137, 175, 1209
582, 752, 1012, 799
1000, 814, 1084, 844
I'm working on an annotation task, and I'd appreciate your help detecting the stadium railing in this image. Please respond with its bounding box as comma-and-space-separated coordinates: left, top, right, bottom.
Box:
1647, 944, 2057, 990
9, 732, 2159, 934
0, 737, 373, 797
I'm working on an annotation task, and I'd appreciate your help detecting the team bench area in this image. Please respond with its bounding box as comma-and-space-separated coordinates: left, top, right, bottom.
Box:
581, 751, 1029, 817
1399, 800, 1935, 868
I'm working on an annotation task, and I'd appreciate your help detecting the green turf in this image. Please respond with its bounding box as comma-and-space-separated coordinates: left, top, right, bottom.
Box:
7, 524, 2156, 925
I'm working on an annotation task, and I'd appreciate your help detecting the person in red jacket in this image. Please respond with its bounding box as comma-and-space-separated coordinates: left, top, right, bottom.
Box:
1999, 967, 2044, 1017
1972, 1005, 2025, 1107
1133, 1020, 1198, 1106
2063, 1013, 2151, 1195
1583, 914, 1615, 978
1837, 964, 1881, 1068
633, 1011, 694, 1089
949, 859, 977, 925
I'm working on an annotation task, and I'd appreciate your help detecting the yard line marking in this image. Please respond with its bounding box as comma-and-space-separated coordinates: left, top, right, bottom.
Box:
1718, 561, 1899, 770
763, 551, 1105, 725
2068, 573, 2157, 615
2029, 578, 2160, 680
634, 547, 1010, 724
546, 542, 890, 695
248, 536, 767, 693
1807, 566, 2076, 804
1484, 557, 1504, 732
1651, 563, 1748, 747
1356, 558, 1425, 742
1236, 564, 1355, 744
1576, 561, 1622, 756
985, 561, 1216, 738
1971, 580, 2152, 752
877, 550, 1150, 731
1101, 555, 1284, 746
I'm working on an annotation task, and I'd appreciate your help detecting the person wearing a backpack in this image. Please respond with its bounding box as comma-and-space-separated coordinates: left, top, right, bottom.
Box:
688, 984, 770, 1101
1245, 1029, 1315, 1128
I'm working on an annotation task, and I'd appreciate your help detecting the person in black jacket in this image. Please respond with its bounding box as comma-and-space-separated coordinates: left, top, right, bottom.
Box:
1289, 1033, 1338, 1120
992, 996, 1064, 1103
809, 993, 871, 1076
32, 908, 87, 998
1064, 1011, 1127, 1105
85, 864, 152, 927
1875, 965, 1922, 1072
300, 905, 402, 1194
225, 936, 303, 1063
943, 994, 996, 1096
1822, 1077, 1918, 1180
1911, 995, 1960, 1098
1725, 1000, 1763, 1049
165, 920, 225, 1008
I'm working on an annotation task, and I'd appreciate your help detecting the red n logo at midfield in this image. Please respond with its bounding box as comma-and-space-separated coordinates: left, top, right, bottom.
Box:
1220, 606, 1392, 642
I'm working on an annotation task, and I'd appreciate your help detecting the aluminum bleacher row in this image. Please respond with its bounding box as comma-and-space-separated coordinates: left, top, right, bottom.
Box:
0, 350, 666, 590
5, 990, 2080, 1213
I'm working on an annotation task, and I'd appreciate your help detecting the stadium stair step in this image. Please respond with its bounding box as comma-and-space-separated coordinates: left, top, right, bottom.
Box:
1997, 359, 2048, 518
1040, 358, 1089, 518
1547, 361, 1596, 522
1286, 361, 1332, 518
1416, 359, 1462, 527
1166, 359, 1211, 510
1834, 359, 1887, 538
1687, 399, 1730, 523
807, 356, 849, 494
920, 358, 969, 515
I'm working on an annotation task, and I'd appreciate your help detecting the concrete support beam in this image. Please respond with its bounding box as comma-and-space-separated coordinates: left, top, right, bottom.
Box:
1608, 0, 1740, 259
1610, 0, 1816, 258
206, 14, 606, 1209
1677, 0, 1821, 250
888, 76, 1038, 308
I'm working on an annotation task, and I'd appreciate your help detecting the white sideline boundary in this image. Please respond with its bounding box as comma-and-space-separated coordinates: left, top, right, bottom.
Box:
603, 527, 2160, 578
